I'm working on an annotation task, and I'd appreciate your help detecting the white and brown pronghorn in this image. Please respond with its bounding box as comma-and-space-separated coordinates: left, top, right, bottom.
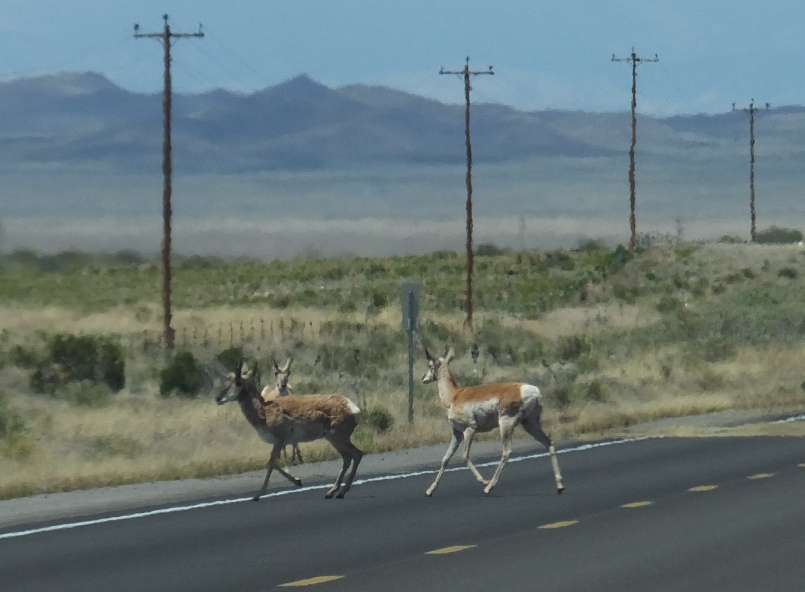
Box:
216, 360, 363, 500
422, 346, 564, 496
260, 356, 303, 465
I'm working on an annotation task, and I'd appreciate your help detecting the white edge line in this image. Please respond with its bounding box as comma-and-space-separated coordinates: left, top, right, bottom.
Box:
0, 438, 641, 541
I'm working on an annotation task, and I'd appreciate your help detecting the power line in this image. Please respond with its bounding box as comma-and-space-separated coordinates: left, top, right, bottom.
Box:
612, 48, 658, 251
439, 57, 494, 331
134, 14, 204, 351
732, 99, 770, 241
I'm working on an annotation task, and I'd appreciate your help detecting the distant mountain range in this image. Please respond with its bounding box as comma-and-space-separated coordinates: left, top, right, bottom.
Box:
2, 71, 804, 174
2, 72, 805, 256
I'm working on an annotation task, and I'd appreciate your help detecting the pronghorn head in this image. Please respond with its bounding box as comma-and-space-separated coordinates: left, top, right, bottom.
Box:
216, 359, 260, 405
422, 345, 454, 383
270, 356, 293, 392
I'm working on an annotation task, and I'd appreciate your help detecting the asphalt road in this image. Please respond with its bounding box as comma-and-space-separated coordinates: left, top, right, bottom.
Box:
1, 436, 804, 592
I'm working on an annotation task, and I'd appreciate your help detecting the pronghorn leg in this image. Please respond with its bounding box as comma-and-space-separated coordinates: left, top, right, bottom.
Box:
334, 440, 363, 499
426, 428, 463, 496
293, 444, 303, 465
254, 443, 302, 501
325, 452, 351, 499
324, 436, 363, 499
483, 419, 516, 494
462, 426, 489, 486
522, 418, 565, 494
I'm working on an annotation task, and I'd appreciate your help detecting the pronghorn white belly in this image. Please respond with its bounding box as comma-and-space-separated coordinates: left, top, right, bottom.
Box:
449, 398, 501, 432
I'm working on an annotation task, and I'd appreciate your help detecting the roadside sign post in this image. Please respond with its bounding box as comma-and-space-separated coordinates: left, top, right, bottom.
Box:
401, 283, 420, 424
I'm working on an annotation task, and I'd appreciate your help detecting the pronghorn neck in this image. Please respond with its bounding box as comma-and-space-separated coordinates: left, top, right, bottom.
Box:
238, 381, 266, 425
436, 367, 460, 408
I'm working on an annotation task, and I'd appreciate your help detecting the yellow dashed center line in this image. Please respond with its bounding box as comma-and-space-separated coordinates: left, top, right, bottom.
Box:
279, 575, 344, 587
621, 501, 653, 508
426, 545, 477, 555
798, 463, 805, 468
688, 485, 718, 492
748, 473, 775, 480
538, 520, 578, 530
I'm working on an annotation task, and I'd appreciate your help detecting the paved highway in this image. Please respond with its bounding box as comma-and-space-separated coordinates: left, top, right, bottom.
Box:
1, 436, 803, 591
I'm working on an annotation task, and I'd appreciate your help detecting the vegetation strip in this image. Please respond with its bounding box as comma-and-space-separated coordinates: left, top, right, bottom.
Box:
688, 485, 718, 492
620, 501, 653, 508
426, 545, 476, 555
279, 576, 344, 587
538, 520, 578, 529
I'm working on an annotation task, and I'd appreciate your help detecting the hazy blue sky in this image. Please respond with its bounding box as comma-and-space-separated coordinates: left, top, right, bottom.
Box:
1, 1, 804, 115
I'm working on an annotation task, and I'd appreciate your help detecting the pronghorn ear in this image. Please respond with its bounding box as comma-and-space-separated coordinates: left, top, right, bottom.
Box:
270, 356, 280, 372
283, 357, 293, 373
424, 346, 433, 361
444, 347, 455, 363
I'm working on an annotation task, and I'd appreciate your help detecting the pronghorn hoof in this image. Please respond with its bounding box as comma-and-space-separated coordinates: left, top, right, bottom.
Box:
293, 479, 302, 487
557, 487, 565, 495
252, 496, 261, 502
335, 492, 346, 499
325, 491, 335, 499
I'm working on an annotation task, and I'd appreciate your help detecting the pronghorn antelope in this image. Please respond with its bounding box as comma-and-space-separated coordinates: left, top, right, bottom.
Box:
422, 346, 564, 496
260, 356, 303, 465
216, 360, 364, 500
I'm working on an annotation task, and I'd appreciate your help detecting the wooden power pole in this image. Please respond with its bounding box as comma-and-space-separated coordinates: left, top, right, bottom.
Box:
134, 15, 204, 350
612, 48, 658, 251
733, 100, 770, 241
440, 57, 494, 331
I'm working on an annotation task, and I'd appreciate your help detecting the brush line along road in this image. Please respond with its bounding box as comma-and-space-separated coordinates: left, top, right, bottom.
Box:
1, 436, 804, 591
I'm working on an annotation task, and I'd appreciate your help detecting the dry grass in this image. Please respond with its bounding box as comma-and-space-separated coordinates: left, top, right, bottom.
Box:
3, 243, 805, 499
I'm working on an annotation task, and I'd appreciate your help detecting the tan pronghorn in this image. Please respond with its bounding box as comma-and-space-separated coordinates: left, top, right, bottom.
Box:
260, 356, 303, 465
422, 346, 564, 496
216, 360, 363, 500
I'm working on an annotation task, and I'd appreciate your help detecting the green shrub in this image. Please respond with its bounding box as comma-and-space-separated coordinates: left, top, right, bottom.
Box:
550, 384, 573, 409
754, 226, 803, 244
476, 243, 508, 257
584, 380, 607, 403
656, 296, 682, 314
216, 347, 244, 372
9, 345, 39, 369
364, 407, 395, 433
557, 335, 588, 361
98, 339, 125, 391
30, 333, 125, 394
160, 351, 203, 398
778, 267, 798, 279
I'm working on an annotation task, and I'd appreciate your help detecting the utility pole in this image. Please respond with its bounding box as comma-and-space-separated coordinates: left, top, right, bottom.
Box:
612, 48, 658, 251
733, 100, 770, 241
440, 57, 494, 331
134, 15, 204, 350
